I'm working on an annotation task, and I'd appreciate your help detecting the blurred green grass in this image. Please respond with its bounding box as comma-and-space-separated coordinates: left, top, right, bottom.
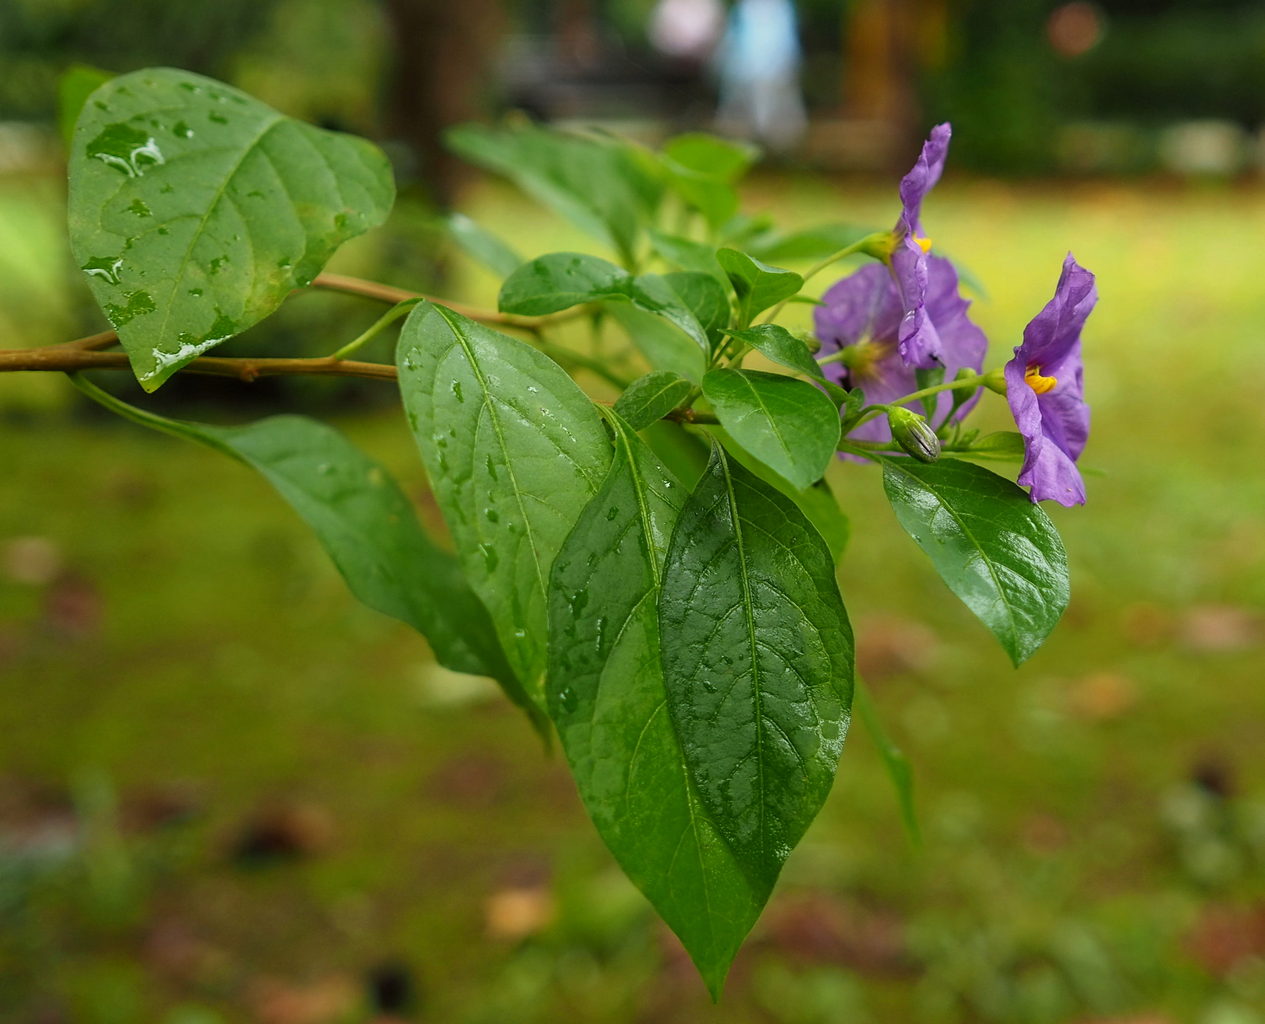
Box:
2, 171, 1265, 1023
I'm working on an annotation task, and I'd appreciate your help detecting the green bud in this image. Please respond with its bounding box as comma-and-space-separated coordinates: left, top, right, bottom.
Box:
887, 406, 941, 463
800, 331, 822, 355
983, 368, 1008, 395
858, 230, 898, 262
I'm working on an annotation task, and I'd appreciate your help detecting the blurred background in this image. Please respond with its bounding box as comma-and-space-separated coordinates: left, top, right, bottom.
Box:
3, 1, 1265, 1021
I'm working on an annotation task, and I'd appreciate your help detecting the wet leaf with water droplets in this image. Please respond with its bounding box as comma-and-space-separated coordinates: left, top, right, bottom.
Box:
68, 68, 395, 390
659, 443, 854, 883
548, 415, 768, 997
397, 301, 612, 705
880, 456, 1069, 666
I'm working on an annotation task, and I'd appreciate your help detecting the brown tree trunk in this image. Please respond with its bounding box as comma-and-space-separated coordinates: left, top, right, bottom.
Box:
381, 0, 506, 208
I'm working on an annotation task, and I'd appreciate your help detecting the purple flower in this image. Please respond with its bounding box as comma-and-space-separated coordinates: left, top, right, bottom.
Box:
1004, 254, 1097, 506
890, 123, 952, 368
814, 254, 987, 447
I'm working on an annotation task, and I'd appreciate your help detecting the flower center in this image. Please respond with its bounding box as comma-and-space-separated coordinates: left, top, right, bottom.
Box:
1025, 364, 1058, 395
841, 338, 892, 383
915, 236, 933, 254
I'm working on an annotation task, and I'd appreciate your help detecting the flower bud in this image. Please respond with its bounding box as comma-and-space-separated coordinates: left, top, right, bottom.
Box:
887, 406, 941, 463
982, 368, 1008, 395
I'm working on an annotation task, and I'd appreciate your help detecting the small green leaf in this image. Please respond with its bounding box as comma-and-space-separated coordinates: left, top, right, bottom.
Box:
498, 252, 629, 315
67, 376, 534, 720
441, 212, 522, 278
397, 301, 613, 703
716, 249, 803, 326
853, 679, 919, 844
661, 134, 757, 234
943, 431, 1027, 463
663, 133, 758, 181
498, 255, 710, 352
728, 324, 824, 379
658, 271, 730, 345
608, 304, 706, 382
647, 230, 728, 283
549, 417, 766, 997
614, 371, 693, 430
880, 457, 1069, 665
58, 65, 113, 148
745, 223, 877, 264
446, 122, 662, 266
702, 369, 841, 491
68, 68, 395, 391
627, 274, 711, 351
660, 444, 854, 881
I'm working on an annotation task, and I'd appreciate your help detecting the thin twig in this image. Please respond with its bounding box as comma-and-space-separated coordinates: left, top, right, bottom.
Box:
0, 346, 396, 382
310, 272, 575, 332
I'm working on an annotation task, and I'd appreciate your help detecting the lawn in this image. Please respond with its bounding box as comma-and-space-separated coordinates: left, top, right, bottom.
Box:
2, 169, 1264, 1023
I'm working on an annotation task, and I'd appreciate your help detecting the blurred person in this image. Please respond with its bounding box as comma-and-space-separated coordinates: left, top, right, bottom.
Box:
713, 0, 807, 152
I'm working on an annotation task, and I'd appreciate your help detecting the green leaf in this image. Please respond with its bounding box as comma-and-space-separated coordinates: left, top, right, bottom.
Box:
441, 212, 522, 278
702, 369, 841, 490
68, 68, 395, 392
66, 376, 533, 719
880, 457, 1069, 666
853, 679, 919, 844
647, 230, 728, 283
608, 304, 706, 382
614, 371, 693, 431
716, 248, 803, 326
640, 421, 711, 490
660, 444, 854, 881
497, 255, 710, 352
727, 324, 824, 379
661, 134, 757, 233
745, 223, 877, 264
657, 271, 730, 346
446, 122, 662, 266
397, 301, 612, 702
714, 429, 849, 565
498, 252, 629, 315
943, 431, 1027, 463
718, 257, 801, 327
58, 65, 113, 148
548, 417, 766, 997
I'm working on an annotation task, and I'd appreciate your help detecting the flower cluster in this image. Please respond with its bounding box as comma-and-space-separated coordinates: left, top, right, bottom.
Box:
814, 125, 1097, 507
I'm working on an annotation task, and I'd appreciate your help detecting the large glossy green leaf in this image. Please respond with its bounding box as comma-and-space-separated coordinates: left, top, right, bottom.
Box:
68, 68, 395, 391
396, 301, 612, 702
613, 370, 693, 431
66, 376, 530, 714
880, 457, 1069, 665
548, 417, 766, 997
716, 249, 802, 327
659, 271, 730, 347
660, 445, 854, 882
702, 369, 841, 491
714, 429, 849, 565
445, 122, 662, 267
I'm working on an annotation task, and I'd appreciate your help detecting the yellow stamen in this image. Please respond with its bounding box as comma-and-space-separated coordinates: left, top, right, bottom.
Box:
915, 236, 933, 254
1025, 365, 1058, 395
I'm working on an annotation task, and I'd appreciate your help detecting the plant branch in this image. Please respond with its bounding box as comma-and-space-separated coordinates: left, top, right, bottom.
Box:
0, 346, 397, 382
309, 272, 582, 332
